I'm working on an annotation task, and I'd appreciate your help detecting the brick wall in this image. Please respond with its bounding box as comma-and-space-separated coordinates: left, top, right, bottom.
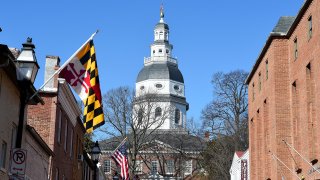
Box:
247, 0, 320, 179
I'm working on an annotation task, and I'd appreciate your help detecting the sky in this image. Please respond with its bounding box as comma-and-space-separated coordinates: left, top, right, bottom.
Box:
1, 1, 304, 131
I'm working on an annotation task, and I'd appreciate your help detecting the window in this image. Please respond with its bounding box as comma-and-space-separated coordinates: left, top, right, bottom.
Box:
11, 124, 17, 149
151, 161, 158, 174
175, 109, 180, 124
294, 38, 298, 59
70, 128, 73, 158
138, 109, 143, 124
292, 81, 297, 91
57, 109, 62, 143
308, 16, 312, 39
167, 160, 174, 174
166, 49, 169, 54
184, 160, 192, 175
64, 120, 68, 152
159, 32, 164, 39
135, 160, 143, 174
0, 141, 7, 168
155, 107, 162, 117
153, 50, 155, 54
55, 168, 59, 180
258, 72, 261, 92
77, 135, 81, 156
266, 60, 269, 80
155, 83, 163, 88
104, 160, 111, 173
307, 63, 311, 72
159, 49, 162, 53
252, 83, 255, 101
44, 168, 48, 180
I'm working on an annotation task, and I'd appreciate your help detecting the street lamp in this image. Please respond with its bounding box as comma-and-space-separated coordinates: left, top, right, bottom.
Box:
91, 141, 101, 180
15, 37, 40, 148
16, 37, 39, 83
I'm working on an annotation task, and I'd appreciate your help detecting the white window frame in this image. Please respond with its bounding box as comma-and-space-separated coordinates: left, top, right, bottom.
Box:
184, 160, 192, 175
151, 160, 158, 174
167, 160, 174, 175
135, 160, 143, 174
104, 160, 111, 174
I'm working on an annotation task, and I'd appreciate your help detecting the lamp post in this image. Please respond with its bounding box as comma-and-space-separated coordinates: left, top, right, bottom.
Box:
15, 37, 39, 148
91, 141, 101, 180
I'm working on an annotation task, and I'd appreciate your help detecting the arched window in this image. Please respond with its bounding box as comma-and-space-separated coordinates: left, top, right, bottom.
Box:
175, 109, 180, 124
138, 109, 143, 124
159, 31, 164, 39
155, 107, 162, 117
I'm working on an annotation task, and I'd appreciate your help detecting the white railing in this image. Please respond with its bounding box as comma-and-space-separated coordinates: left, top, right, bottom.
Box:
144, 56, 178, 64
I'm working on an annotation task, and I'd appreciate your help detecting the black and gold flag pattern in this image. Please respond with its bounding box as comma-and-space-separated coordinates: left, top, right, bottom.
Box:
81, 40, 104, 133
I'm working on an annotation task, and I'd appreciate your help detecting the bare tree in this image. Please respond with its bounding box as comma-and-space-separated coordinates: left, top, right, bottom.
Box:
136, 131, 205, 179
99, 86, 174, 177
201, 70, 249, 178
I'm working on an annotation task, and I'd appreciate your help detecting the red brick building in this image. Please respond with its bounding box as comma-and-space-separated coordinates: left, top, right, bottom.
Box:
27, 56, 94, 180
246, 0, 320, 179
99, 132, 205, 180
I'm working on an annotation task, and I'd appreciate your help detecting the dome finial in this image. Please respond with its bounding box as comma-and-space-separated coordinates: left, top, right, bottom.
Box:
160, 4, 164, 23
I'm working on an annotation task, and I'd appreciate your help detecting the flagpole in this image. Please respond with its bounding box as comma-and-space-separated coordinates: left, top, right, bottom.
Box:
112, 137, 128, 154
270, 150, 302, 179
28, 30, 99, 101
283, 139, 320, 174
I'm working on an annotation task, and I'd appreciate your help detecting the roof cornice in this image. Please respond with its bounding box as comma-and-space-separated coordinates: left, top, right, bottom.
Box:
245, 0, 312, 84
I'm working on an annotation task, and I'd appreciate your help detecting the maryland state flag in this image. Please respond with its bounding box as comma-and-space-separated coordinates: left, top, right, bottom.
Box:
60, 38, 104, 133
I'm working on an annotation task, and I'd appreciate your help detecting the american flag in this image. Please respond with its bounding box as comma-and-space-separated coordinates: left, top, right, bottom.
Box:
112, 142, 129, 180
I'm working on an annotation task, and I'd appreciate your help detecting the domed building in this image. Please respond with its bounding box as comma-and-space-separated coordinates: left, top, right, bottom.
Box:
135, 7, 188, 131
99, 7, 206, 180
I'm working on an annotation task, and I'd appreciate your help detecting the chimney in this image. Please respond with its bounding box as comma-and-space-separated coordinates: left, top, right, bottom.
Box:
44, 55, 60, 92
9, 48, 20, 59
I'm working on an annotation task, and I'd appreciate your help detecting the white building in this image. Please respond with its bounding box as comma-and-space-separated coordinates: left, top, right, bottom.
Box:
230, 150, 250, 180
135, 6, 188, 130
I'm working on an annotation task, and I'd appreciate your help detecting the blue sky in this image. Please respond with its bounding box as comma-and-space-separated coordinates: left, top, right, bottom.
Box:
1, 1, 303, 129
